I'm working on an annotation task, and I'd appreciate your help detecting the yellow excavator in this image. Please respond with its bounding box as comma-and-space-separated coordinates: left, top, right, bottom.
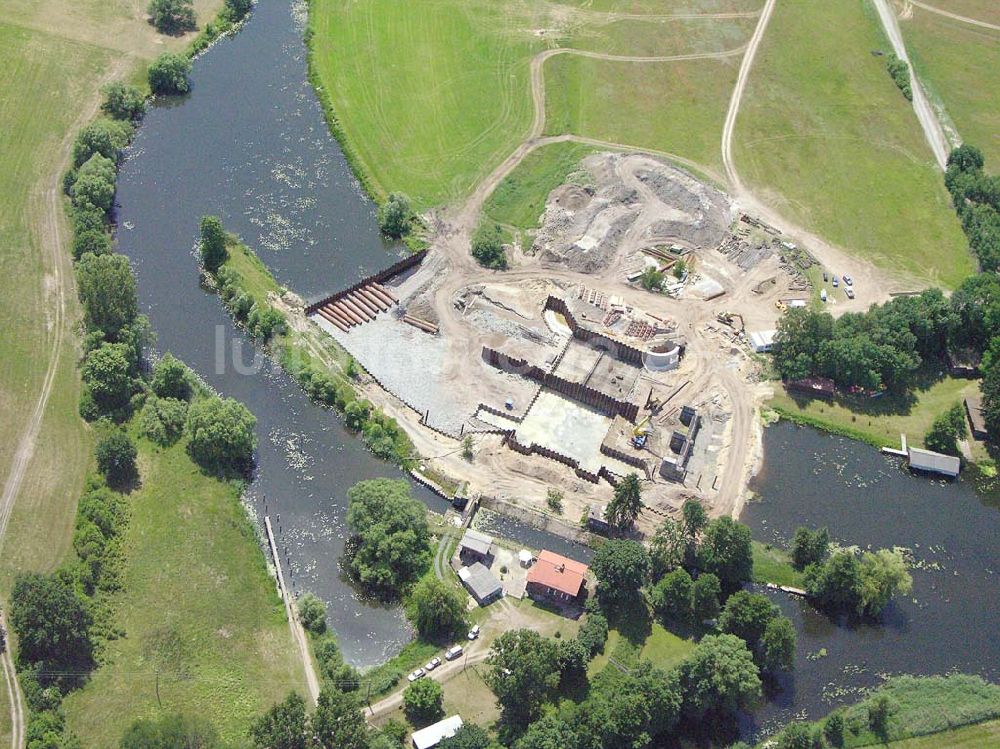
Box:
632, 415, 652, 448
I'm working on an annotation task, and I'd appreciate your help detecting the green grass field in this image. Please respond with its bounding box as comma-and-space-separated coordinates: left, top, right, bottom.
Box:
484, 141, 594, 235
562, 15, 755, 57
732, 0, 972, 288
308, 0, 540, 206
920, 0, 1000, 26
751, 540, 804, 588
553, 0, 762, 12
0, 21, 109, 586
903, 9, 1000, 167
887, 720, 1000, 748
768, 375, 984, 456
62, 436, 306, 746
544, 54, 739, 172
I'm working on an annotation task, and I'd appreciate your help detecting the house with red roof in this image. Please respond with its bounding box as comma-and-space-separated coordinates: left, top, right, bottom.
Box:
526, 550, 589, 604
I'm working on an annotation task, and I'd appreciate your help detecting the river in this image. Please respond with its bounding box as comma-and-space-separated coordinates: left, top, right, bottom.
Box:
743, 421, 1000, 734
115, 0, 998, 723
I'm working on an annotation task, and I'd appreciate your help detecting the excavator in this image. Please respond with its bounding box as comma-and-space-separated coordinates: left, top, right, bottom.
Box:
632, 415, 652, 448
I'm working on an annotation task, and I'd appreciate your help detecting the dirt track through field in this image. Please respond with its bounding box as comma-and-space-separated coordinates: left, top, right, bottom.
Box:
908, 0, 1000, 31
873, 0, 952, 168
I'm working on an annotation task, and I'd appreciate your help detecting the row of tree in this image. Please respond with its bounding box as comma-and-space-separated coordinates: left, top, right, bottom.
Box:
944, 145, 1000, 273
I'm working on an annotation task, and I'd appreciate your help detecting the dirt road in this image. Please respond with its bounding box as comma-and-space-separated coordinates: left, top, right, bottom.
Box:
873, 0, 952, 168
366, 647, 489, 720
908, 1, 1000, 31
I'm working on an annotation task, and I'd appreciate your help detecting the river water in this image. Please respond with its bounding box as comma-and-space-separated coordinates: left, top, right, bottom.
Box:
743, 421, 1000, 734
115, 0, 999, 721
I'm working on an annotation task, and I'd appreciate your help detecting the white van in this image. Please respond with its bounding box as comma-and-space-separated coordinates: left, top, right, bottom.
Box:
445, 645, 464, 661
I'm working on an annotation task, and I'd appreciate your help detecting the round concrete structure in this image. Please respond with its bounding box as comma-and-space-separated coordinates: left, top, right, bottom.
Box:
643, 341, 680, 372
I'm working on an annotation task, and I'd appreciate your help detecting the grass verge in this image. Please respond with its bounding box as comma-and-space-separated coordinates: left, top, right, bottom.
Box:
732, 0, 972, 288
61, 433, 305, 745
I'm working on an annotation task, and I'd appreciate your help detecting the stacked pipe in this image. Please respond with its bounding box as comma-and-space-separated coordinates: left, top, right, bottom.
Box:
403, 314, 438, 335
312, 282, 399, 333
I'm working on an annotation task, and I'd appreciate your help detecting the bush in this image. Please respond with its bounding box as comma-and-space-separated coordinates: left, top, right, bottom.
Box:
224, 0, 254, 21
148, 53, 192, 95
403, 678, 444, 726
791, 526, 830, 571
139, 397, 188, 445
576, 610, 608, 657
76, 252, 138, 339
247, 304, 286, 341
72, 119, 131, 168
471, 223, 507, 269
886, 54, 913, 100
120, 713, 220, 749
148, 0, 197, 34
185, 395, 257, 473
101, 82, 146, 121
640, 266, 664, 292
71, 153, 117, 214
314, 635, 359, 691
72, 205, 107, 235
924, 402, 966, 457
378, 192, 412, 238
297, 593, 327, 635
72, 229, 112, 260
95, 429, 138, 486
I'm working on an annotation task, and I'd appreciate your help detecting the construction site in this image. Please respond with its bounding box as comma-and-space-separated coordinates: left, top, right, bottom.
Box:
304, 153, 826, 535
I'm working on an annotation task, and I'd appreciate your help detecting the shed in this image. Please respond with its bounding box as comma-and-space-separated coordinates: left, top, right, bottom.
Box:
749, 329, 777, 353
458, 528, 494, 562
458, 563, 503, 605
412, 715, 463, 749
965, 396, 989, 441
907, 447, 960, 478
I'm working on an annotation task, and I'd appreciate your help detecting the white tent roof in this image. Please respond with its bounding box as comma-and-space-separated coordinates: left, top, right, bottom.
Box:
412, 715, 463, 749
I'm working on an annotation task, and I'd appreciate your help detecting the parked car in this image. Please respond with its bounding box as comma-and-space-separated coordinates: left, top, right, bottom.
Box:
467, 625, 481, 641
845, 287, 855, 299
832, 275, 839, 287
445, 645, 464, 661
821, 288, 828, 302
843, 274, 853, 286
823, 272, 828, 282
407, 668, 426, 682
425, 657, 442, 671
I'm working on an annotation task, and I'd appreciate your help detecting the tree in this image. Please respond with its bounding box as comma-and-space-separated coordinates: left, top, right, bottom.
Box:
791, 526, 830, 570
72, 119, 131, 168
121, 714, 219, 749
403, 678, 444, 726
576, 609, 608, 657
151, 353, 193, 400
699, 517, 753, 593
590, 539, 649, 608
76, 252, 138, 339
471, 223, 507, 269
761, 616, 796, 673
345, 479, 430, 593
140, 396, 188, 445
557, 637, 588, 687
947, 144, 985, 173
9, 573, 93, 670
95, 429, 138, 487
148, 52, 192, 95
439, 724, 492, 749
200, 215, 228, 272
824, 709, 847, 747
640, 266, 664, 291
681, 498, 707, 548
485, 629, 560, 721
651, 568, 692, 623
102, 82, 146, 121
378, 192, 412, 237
148, 0, 196, 34
859, 549, 912, 617
72, 153, 117, 213
82, 343, 135, 411
312, 686, 369, 749
924, 402, 967, 457
650, 518, 685, 580
72, 229, 112, 260
224, 0, 254, 21
344, 399, 370, 430
297, 593, 327, 635
314, 635, 359, 690
186, 395, 257, 473
605, 472, 642, 530
719, 591, 778, 654
805, 550, 863, 615
251, 692, 309, 749
515, 714, 577, 749
410, 576, 466, 640
691, 572, 721, 622
678, 634, 761, 719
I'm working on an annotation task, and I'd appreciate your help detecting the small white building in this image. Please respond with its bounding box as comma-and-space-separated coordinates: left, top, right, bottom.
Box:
908, 447, 960, 478
412, 715, 463, 749
749, 329, 777, 353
